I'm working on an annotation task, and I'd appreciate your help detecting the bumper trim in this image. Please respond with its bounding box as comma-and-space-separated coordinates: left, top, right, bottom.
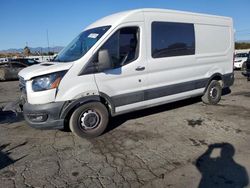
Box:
23, 102, 65, 130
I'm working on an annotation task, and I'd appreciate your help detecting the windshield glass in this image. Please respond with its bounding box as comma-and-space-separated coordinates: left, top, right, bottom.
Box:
54, 26, 111, 62
235, 53, 248, 58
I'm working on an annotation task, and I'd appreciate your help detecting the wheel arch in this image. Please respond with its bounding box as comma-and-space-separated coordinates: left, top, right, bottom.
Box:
60, 93, 115, 128
203, 73, 223, 94
99, 92, 115, 116
60, 95, 101, 121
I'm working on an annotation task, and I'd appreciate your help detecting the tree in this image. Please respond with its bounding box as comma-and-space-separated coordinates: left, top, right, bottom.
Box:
48, 51, 54, 55
235, 42, 250, 50
23, 46, 31, 56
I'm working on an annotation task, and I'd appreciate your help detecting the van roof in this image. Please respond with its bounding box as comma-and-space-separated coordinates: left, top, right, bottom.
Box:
85, 8, 232, 30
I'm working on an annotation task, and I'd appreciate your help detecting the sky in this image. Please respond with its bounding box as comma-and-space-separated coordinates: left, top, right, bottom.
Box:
0, 0, 250, 50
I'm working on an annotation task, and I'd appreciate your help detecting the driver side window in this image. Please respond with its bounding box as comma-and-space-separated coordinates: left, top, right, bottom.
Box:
96, 26, 139, 71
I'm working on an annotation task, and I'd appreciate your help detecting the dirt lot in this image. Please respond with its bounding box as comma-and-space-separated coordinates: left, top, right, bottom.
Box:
0, 71, 250, 188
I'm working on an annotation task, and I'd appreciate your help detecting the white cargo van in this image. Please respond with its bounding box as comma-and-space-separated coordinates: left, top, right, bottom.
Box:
17, 9, 234, 138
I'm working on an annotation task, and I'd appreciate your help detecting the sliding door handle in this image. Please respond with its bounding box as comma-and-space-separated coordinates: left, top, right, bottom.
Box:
135, 66, 145, 71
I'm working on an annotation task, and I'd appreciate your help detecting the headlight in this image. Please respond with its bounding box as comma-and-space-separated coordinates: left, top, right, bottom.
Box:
32, 71, 67, 92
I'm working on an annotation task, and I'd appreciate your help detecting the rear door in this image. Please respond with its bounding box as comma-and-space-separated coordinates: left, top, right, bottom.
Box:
94, 23, 148, 113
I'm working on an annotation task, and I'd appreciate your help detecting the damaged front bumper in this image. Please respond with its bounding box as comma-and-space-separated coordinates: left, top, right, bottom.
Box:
22, 102, 65, 130
3, 76, 65, 129
3, 95, 26, 114
3, 98, 65, 129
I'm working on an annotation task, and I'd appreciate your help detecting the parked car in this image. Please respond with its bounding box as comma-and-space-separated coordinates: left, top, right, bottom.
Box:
17, 8, 234, 138
234, 53, 248, 69
242, 53, 250, 81
0, 58, 10, 63
11, 58, 40, 66
0, 61, 29, 81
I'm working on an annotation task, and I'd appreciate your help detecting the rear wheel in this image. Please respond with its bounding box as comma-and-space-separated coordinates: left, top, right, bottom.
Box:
69, 102, 109, 138
202, 80, 222, 105
242, 62, 247, 74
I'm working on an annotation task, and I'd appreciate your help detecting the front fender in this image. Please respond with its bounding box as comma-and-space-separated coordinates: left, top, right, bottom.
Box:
60, 95, 101, 119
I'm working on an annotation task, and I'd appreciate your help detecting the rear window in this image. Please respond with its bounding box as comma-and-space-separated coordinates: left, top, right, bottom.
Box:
152, 22, 195, 58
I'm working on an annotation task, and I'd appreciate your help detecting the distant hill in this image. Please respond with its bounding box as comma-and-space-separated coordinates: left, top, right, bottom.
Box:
0, 46, 64, 54
236, 40, 250, 43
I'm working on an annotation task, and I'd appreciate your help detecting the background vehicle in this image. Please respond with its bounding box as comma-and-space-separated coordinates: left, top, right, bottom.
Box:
0, 61, 29, 81
0, 58, 10, 63
11, 58, 40, 66
242, 53, 250, 81
234, 52, 248, 69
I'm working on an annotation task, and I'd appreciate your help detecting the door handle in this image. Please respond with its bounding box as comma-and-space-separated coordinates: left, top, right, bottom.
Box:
135, 66, 145, 71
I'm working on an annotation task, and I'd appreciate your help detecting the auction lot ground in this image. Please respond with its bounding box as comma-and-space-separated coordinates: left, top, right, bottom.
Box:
0, 71, 250, 188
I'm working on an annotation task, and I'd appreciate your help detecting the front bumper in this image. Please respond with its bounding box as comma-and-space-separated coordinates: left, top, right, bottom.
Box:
23, 102, 65, 129
234, 63, 242, 69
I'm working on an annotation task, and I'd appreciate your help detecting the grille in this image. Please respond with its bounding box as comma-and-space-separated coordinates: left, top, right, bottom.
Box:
19, 76, 27, 102
19, 76, 26, 92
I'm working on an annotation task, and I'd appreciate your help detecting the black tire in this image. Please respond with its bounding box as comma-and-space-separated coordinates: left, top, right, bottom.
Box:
202, 80, 222, 105
69, 102, 109, 138
247, 77, 250, 81
242, 62, 247, 72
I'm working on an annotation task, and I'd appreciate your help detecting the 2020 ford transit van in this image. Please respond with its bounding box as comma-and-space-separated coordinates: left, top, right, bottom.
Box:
18, 9, 234, 138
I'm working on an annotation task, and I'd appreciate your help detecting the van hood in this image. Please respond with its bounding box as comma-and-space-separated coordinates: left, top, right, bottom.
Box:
18, 62, 73, 80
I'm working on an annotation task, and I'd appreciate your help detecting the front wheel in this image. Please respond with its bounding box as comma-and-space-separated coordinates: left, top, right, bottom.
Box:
202, 80, 222, 105
69, 102, 109, 138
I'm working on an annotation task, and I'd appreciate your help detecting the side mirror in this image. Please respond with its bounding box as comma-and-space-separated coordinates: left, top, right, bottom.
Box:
97, 49, 112, 71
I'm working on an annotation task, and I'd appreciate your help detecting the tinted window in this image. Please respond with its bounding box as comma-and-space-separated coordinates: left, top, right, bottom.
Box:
11, 63, 26, 68
27, 59, 36, 64
235, 53, 248, 58
152, 22, 195, 58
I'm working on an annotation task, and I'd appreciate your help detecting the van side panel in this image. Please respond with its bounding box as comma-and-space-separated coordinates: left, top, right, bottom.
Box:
120, 11, 233, 115
196, 25, 231, 54
195, 23, 234, 77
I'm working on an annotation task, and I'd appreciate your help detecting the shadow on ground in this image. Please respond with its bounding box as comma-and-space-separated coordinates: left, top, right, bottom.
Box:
104, 88, 231, 133
0, 102, 23, 124
0, 142, 27, 170
196, 143, 249, 188
0, 110, 23, 125
222, 87, 231, 96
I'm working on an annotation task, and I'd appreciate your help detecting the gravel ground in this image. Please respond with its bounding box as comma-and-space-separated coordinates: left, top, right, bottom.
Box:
0, 71, 250, 188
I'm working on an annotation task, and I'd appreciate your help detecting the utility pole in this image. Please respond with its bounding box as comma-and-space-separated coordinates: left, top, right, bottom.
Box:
47, 29, 50, 55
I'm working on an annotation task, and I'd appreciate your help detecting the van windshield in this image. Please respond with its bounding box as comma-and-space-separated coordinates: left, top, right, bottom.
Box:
54, 26, 111, 63
235, 53, 248, 58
